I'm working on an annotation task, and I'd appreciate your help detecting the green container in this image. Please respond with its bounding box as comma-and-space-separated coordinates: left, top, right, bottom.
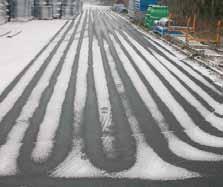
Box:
147, 5, 168, 18
144, 5, 169, 29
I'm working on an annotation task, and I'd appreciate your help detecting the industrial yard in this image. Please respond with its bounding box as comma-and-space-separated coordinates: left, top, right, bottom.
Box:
0, 1, 223, 187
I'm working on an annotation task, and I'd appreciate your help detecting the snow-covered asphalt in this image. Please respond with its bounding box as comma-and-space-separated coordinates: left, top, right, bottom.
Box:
0, 6, 223, 187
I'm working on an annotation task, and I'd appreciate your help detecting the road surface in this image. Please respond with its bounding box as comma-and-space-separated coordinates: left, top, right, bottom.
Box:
0, 6, 223, 187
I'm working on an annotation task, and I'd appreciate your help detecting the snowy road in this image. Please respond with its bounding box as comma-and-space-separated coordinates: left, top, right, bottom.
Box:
0, 6, 223, 187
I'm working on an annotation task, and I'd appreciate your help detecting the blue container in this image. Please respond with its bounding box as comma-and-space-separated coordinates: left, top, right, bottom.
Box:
135, 0, 157, 11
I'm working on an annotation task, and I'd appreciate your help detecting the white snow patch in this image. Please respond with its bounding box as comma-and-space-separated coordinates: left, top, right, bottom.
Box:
183, 59, 223, 88
0, 21, 71, 123
0, 142, 21, 176
165, 132, 223, 161
52, 140, 107, 178
0, 20, 67, 94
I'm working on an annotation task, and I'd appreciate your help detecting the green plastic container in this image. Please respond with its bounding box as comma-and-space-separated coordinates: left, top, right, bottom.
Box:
144, 5, 169, 29
148, 5, 168, 18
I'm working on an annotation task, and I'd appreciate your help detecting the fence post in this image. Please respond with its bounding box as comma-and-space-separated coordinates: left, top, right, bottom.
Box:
216, 20, 222, 47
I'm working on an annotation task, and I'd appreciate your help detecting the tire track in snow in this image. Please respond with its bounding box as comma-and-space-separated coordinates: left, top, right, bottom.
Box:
94, 12, 136, 163
0, 7, 223, 180
95, 13, 136, 165
142, 32, 223, 93
88, 13, 223, 139
106, 14, 222, 136
0, 18, 79, 176
101, 12, 223, 160
0, 21, 69, 103
0, 21, 74, 144
93, 34, 117, 160
108, 12, 223, 104
109, 11, 223, 94
104, 14, 223, 155
145, 38, 223, 113
120, 31, 223, 134
102, 37, 200, 180
31, 14, 86, 163
16, 15, 84, 176
115, 31, 223, 148
52, 11, 109, 178
50, 10, 93, 177
104, 16, 223, 175
82, 10, 134, 173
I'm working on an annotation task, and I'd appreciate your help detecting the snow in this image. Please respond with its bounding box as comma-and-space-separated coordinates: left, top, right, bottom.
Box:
0, 7, 222, 179
52, 12, 106, 178
0, 142, 22, 176
53, 35, 216, 180
52, 139, 107, 178
145, 36, 222, 95
31, 16, 82, 163
115, 31, 223, 148
123, 31, 223, 131
0, 20, 67, 94
111, 11, 223, 89
183, 59, 223, 88
0, 20, 70, 175
165, 132, 223, 161
106, 37, 200, 180
146, 38, 223, 105
0, 21, 70, 124
108, 34, 223, 160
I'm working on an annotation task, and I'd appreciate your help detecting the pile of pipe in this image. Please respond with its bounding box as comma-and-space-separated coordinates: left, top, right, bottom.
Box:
11, 0, 33, 21
0, 0, 8, 24
52, 0, 62, 18
35, 0, 53, 20
3, 0, 83, 22
61, 0, 82, 19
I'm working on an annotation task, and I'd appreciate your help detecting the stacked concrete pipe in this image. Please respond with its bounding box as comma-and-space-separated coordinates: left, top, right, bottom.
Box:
0, 0, 9, 24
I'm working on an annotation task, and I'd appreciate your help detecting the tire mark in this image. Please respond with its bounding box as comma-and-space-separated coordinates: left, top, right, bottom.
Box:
105, 14, 223, 137
108, 12, 223, 100
104, 14, 223, 175
95, 12, 136, 164
16, 14, 85, 176
82, 10, 135, 172
0, 20, 74, 145
110, 11, 223, 93
119, 31, 223, 134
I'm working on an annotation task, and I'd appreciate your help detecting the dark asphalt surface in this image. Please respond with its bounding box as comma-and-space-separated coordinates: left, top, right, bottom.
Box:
0, 6, 223, 187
